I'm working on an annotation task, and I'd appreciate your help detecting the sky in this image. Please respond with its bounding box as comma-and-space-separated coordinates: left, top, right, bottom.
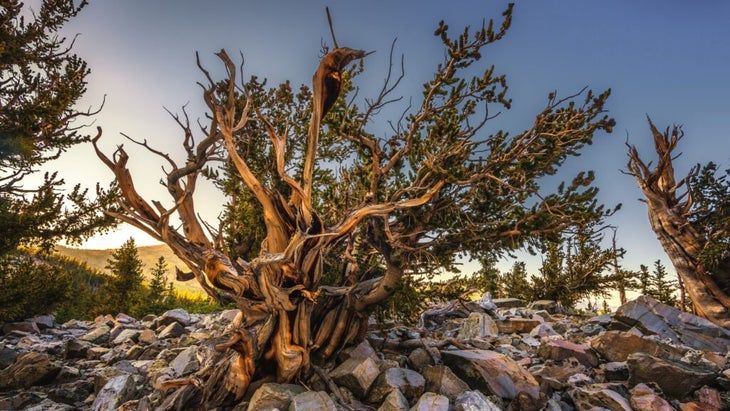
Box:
44, 1, 730, 275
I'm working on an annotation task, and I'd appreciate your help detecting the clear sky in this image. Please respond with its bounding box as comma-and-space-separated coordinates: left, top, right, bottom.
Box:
47, 1, 730, 274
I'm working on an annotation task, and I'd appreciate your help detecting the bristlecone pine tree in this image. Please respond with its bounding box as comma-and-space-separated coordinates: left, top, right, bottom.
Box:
93, 6, 618, 408
627, 118, 730, 327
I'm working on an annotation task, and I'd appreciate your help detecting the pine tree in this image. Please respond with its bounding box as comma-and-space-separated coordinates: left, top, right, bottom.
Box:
148, 256, 169, 304
104, 238, 145, 315
501, 261, 532, 302
649, 260, 678, 306
638, 264, 651, 295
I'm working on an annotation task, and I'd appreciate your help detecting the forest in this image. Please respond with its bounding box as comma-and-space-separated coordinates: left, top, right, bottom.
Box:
1, 1, 729, 410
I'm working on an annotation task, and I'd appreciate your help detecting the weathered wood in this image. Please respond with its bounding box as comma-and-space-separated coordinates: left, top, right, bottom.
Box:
627, 119, 730, 328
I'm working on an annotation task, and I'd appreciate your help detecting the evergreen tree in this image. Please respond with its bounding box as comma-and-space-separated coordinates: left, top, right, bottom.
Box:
501, 261, 532, 302
104, 238, 144, 315
148, 256, 169, 304
638, 264, 651, 295
649, 259, 678, 306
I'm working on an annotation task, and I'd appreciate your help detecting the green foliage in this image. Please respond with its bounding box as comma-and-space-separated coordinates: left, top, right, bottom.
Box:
531, 224, 615, 308
0, 0, 114, 256
500, 261, 532, 302
0, 250, 72, 322
102, 238, 145, 316
648, 260, 678, 306
689, 162, 730, 272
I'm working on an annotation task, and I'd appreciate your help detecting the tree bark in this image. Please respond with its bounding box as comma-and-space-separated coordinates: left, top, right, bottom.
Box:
627, 119, 730, 328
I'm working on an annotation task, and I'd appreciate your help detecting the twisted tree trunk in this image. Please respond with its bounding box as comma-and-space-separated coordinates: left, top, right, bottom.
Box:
627, 119, 730, 328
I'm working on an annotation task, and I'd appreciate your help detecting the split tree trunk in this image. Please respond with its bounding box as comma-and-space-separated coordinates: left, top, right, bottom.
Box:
627, 119, 730, 328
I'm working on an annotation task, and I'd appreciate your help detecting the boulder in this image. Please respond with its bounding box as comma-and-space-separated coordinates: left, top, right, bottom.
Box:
492, 298, 524, 309
377, 389, 410, 411
537, 339, 599, 367
421, 364, 470, 400
567, 384, 632, 411
169, 346, 199, 377
329, 356, 380, 398
2, 320, 40, 335
528, 300, 560, 313
496, 318, 542, 334
613, 295, 730, 352
441, 349, 540, 401
0, 351, 60, 389
453, 390, 502, 411
591, 330, 685, 362
157, 321, 186, 339
627, 352, 717, 399
457, 312, 498, 340
629, 383, 674, 411
91, 373, 136, 411
156, 308, 193, 327
288, 390, 337, 411
367, 367, 425, 404
247, 383, 306, 411
81, 324, 111, 344
410, 392, 449, 411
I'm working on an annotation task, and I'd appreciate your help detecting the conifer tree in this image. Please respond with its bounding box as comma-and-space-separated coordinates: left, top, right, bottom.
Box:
104, 238, 144, 315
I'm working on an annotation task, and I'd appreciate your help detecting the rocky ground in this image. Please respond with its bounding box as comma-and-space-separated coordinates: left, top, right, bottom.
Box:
1, 295, 729, 410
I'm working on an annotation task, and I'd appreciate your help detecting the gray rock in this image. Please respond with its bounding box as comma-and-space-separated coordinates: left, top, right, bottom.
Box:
339, 339, 380, 363
528, 300, 560, 313
377, 389, 410, 411
567, 385, 632, 411
457, 312, 499, 340
288, 390, 337, 411
157, 308, 192, 327
453, 390, 502, 411
329, 356, 380, 398
33, 315, 55, 329
530, 357, 587, 390
0, 351, 60, 389
627, 352, 717, 399
529, 322, 561, 338
138, 329, 157, 345
91, 373, 136, 411
410, 392, 449, 411
408, 347, 435, 372
25, 398, 74, 411
421, 365, 469, 400
367, 367, 426, 404
0, 343, 19, 368
111, 328, 140, 345
601, 361, 629, 381
613, 295, 730, 352
157, 321, 186, 339
170, 346, 199, 377
496, 318, 542, 334
81, 324, 111, 344
247, 383, 305, 411
441, 349, 540, 401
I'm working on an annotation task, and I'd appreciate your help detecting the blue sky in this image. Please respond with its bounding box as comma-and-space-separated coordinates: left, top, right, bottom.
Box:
49, 1, 730, 274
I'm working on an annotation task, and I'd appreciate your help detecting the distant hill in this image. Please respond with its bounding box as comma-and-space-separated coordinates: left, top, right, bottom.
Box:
55, 244, 206, 296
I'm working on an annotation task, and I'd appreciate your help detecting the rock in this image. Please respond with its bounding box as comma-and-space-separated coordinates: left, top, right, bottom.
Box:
91, 373, 136, 411
496, 318, 542, 334
627, 352, 717, 399
0, 343, 19, 368
538, 339, 599, 367
377, 389, 410, 411
629, 383, 674, 411
367, 367, 426, 404
492, 298, 524, 309
530, 357, 588, 390
528, 300, 560, 313
247, 383, 305, 411
529, 322, 561, 338
81, 324, 111, 344
613, 295, 730, 352
0, 351, 60, 389
25, 398, 74, 410
408, 347, 435, 372
169, 346, 199, 377
288, 390, 337, 411
112, 328, 140, 345
568, 384, 632, 411
339, 339, 380, 363
329, 356, 380, 398
2, 320, 41, 335
457, 312, 498, 339
601, 361, 629, 382
138, 329, 157, 345
421, 364, 470, 400
157, 321, 186, 339
156, 308, 192, 327
681, 386, 725, 410
441, 349, 540, 401
591, 330, 685, 362
453, 390, 502, 411
410, 392, 449, 411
